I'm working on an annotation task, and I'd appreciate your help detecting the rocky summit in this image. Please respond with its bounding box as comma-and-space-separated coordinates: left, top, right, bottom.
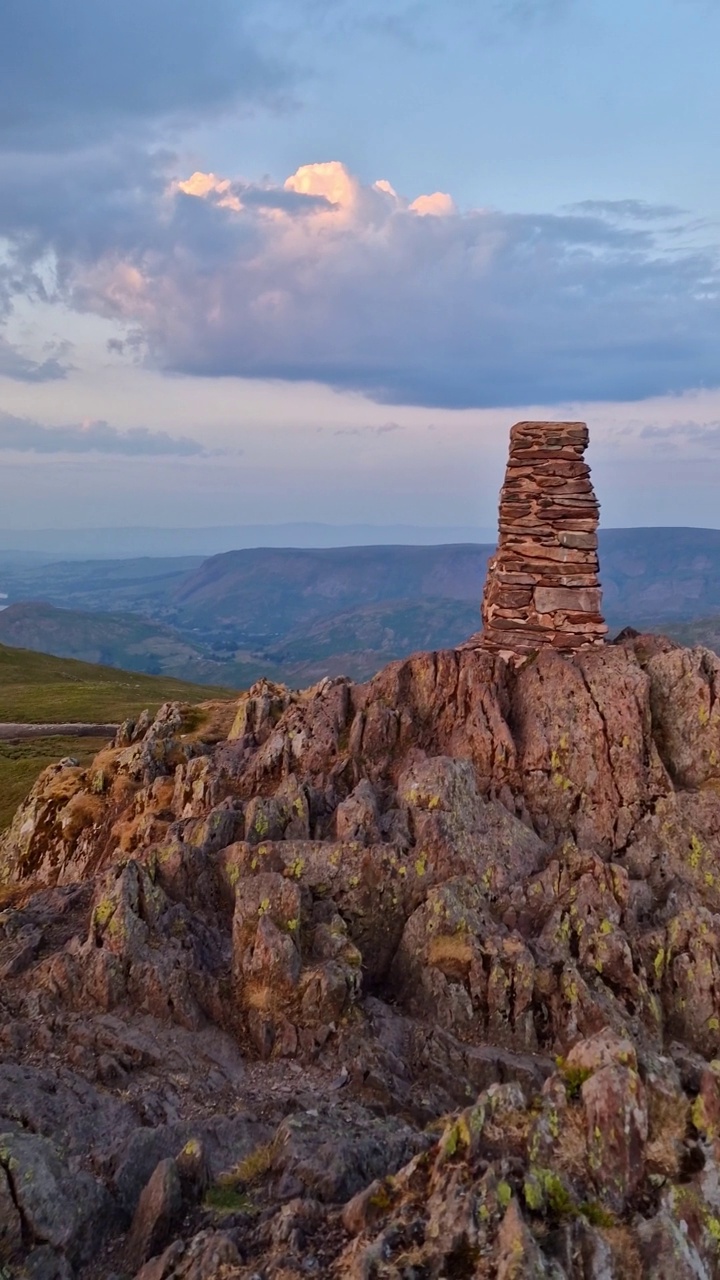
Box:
480, 421, 607, 657
3, 632, 720, 1277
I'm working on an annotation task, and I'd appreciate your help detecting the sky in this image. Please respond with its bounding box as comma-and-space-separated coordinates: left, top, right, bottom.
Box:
2, 0, 720, 532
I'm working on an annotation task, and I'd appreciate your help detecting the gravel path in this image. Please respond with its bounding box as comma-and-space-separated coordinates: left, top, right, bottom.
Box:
0, 723, 118, 741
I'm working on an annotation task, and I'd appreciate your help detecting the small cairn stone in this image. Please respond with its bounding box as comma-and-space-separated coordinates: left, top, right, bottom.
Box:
480, 421, 607, 656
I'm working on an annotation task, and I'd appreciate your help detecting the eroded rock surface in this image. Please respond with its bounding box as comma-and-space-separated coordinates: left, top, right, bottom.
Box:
2, 635, 720, 1275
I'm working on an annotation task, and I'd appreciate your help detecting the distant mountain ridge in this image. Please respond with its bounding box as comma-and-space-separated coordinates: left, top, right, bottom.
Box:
171, 543, 490, 640
170, 527, 720, 636
3, 528, 720, 687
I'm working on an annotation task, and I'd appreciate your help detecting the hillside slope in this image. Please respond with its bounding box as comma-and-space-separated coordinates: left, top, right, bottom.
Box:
0, 555, 203, 616
600, 526, 720, 622
0, 640, 232, 724
0, 601, 206, 674
0, 597, 484, 687
265, 597, 481, 681
170, 528, 720, 642
2, 634, 720, 1275
171, 542, 490, 639
0, 642, 234, 831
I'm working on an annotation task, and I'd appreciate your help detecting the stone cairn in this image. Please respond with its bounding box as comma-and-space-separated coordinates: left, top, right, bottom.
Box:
480, 420, 607, 656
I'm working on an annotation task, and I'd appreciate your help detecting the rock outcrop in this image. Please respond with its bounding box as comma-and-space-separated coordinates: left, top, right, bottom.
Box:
480, 420, 607, 655
3, 634, 720, 1275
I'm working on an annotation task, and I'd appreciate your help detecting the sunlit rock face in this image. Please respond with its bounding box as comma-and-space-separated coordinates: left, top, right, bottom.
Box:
480, 420, 607, 656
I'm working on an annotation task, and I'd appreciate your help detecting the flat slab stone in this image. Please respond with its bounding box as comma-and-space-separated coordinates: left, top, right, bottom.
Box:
534, 586, 602, 614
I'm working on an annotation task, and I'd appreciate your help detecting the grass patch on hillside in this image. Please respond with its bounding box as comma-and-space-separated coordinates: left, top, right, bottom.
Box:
0, 642, 233, 724
0, 642, 236, 831
0, 736, 108, 831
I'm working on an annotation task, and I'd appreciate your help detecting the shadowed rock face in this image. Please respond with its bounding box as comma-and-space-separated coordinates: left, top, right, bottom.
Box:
481, 420, 607, 655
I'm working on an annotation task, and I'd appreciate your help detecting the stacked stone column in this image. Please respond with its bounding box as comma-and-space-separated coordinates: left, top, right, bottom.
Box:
480, 421, 607, 655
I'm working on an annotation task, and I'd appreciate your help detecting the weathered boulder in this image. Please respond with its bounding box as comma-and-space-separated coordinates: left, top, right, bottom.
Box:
0, 1162, 23, 1261
0, 1130, 118, 1267
646, 645, 720, 789
133, 1231, 241, 1280
397, 754, 546, 896
581, 1063, 648, 1213
267, 1102, 430, 1204
391, 877, 537, 1049
127, 1157, 183, 1269
496, 1199, 561, 1278
510, 644, 668, 851
636, 1209, 713, 1279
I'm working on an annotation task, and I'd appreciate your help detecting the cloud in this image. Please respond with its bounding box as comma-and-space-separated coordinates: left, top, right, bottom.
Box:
640, 421, 720, 451
172, 171, 332, 214
294, 0, 572, 40
496, 0, 573, 20
324, 422, 406, 436
4, 157, 720, 410
0, 0, 570, 153
569, 200, 687, 222
0, 0, 290, 150
0, 338, 70, 383
0, 412, 208, 456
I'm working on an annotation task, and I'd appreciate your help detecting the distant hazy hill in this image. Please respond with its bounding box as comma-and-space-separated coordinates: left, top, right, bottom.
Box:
599, 527, 720, 623
172, 528, 720, 636
4, 530, 720, 690
266, 599, 482, 683
5, 529, 720, 632
0, 602, 276, 688
0, 602, 201, 674
171, 544, 491, 642
0, 556, 203, 616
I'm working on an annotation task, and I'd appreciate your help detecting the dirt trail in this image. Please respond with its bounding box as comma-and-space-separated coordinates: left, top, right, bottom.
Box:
0, 723, 117, 741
